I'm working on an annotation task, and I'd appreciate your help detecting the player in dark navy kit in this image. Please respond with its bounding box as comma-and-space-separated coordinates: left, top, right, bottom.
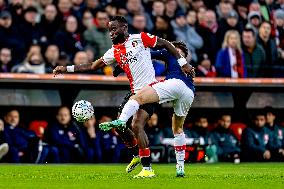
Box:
100, 41, 195, 177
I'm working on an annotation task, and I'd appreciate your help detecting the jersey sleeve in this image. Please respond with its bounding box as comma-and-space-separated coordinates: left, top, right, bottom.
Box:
150, 49, 168, 60
101, 48, 115, 65
141, 32, 158, 48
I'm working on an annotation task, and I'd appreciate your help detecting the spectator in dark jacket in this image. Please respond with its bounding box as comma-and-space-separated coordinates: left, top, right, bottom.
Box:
152, 16, 176, 42
241, 27, 266, 77
216, 10, 243, 48
54, 15, 84, 60
79, 117, 102, 163
264, 107, 284, 161
211, 115, 240, 163
0, 119, 9, 161
196, 53, 217, 77
241, 112, 273, 162
196, 10, 218, 63
39, 4, 61, 42
44, 44, 60, 73
19, 6, 47, 51
45, 106, 85, 163
4, 110, 38, 163
0, 10, 25, 63
0, 48, 12, 72
185, 117, 211, 145
257, 21, 278, 76
216, 30, 246, 78
128, 14, 148, 34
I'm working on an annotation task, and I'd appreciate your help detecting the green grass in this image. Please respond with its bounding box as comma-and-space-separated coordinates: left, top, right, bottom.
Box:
0, 163, 283, 189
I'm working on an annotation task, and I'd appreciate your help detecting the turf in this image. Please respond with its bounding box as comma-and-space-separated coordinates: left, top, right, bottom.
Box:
0, 163, 283, 189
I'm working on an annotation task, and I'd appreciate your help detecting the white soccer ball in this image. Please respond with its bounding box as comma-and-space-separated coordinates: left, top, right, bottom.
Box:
72, 100, 94, 122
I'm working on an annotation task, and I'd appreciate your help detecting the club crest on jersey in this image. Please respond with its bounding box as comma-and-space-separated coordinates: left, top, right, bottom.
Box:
132, 41, 138, 47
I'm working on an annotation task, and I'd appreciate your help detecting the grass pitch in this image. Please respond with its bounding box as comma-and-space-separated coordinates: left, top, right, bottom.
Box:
0, 163, 283, 189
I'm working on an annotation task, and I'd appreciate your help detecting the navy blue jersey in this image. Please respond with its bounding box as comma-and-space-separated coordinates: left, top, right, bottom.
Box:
151, 49, 195, 92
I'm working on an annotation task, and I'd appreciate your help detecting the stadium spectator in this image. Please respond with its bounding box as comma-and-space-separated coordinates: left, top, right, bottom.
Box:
241, 27, 266, 77
216, 0, 233, 20
241, 112, 272, 162
236, 1, 249, 29
45, 106, 85, 163
71, 0, 85, 21
0, 119, 9, 161
79, 117, 102, 162
216, 10, 243, 48
196, 9, 218, 63
54, 15, 84, 60
57, 0, 73, 22
191, 0, 205, 12
211, 115, 241, 163
246, 11, 262, 34
165, 0, 181, 20
19, 6, 47, 51
44, 44, 60, 73
150, 0, 165, 23
8, 1, 24, 27
82, 10, 94, 30
264, 107, 284, 161
126, 0, 153, 31
12, 51, 46, 74
0, 10, 25, 63
196, 53, 217, 77
171, 12, 203, 63
0, 48, 12, 73
73, 51, 88, 65
129, 14, 148, 34
145, 113, 164, 146
39, 4, 60, 42
3, 109, 38, 163
83, 10, 111, 59
85, 0, 100, 14
274, 9, 284, 64
215, 30, 246, 78
152, 16, 176, 41
257, 21, 278, 76
275, 0, 284, 10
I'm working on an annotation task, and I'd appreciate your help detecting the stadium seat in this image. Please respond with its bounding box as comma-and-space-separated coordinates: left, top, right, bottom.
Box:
230, 123, 247, 141
29, 121, 48, 139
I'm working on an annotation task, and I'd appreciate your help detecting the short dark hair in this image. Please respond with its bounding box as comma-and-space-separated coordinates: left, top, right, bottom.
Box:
110, 16, 128, 24
264, 106, 276, 116
243, 27, 255, 36
172, 41, 188, 57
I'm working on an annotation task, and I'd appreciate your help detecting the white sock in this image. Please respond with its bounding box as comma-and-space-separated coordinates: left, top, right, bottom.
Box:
174, 132, 186, 167
119, 99, 140, 122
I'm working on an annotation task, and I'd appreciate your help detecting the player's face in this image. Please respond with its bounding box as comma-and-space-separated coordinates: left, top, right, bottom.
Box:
108, 21, 127, 44
254, 115, 266, 128
176, 47, 185, 57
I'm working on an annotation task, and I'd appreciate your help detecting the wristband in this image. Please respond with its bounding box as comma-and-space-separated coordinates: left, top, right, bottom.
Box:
66, 65, 75, 72
177, 57, 187, 67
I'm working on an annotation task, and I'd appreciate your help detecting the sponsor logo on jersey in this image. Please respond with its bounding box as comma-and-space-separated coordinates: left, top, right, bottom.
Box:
132, 41, 138, 47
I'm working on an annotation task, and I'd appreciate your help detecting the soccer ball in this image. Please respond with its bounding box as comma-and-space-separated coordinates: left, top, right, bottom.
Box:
72, 100, 94, 122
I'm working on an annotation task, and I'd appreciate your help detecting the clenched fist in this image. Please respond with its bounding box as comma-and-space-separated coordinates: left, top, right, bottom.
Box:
182, 64, 195, 78
53, 66, 67, 76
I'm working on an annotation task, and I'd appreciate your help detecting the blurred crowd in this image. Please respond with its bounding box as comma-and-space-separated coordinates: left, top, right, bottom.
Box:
0, 106, 283, 163
0, 0, 284, 77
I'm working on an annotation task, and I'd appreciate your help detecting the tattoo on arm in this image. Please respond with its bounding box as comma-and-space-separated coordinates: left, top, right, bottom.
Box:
155, 38, 182, 59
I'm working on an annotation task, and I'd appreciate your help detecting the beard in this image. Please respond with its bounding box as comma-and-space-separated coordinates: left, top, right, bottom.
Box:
112, 33, 126, 44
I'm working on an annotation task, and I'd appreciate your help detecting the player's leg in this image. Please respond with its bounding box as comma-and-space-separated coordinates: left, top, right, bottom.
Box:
99, 86, 159, 131
131, 108, 156, 178
172, 86, 194, 177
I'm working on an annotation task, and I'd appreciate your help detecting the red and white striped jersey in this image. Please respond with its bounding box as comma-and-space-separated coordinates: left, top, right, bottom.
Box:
102, 32, 158, 93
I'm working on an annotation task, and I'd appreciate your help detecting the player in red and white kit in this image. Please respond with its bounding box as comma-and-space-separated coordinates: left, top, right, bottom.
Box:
53, 16, 193, 178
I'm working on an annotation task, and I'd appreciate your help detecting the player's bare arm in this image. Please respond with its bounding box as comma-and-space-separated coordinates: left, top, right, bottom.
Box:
155, 38, 195, 77
53, 58, 105, 76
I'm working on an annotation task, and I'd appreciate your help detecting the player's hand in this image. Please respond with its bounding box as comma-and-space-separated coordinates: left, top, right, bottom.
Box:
53, 66, 67, 76
263, 150, 271, 160
182, 64, 195, 78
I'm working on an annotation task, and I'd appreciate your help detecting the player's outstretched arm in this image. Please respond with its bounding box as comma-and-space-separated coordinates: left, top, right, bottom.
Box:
53, 58, 105, 76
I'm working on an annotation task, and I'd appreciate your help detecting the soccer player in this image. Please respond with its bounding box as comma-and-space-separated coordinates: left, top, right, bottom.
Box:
53, 16, 192, 178
99, 41, 195, 177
